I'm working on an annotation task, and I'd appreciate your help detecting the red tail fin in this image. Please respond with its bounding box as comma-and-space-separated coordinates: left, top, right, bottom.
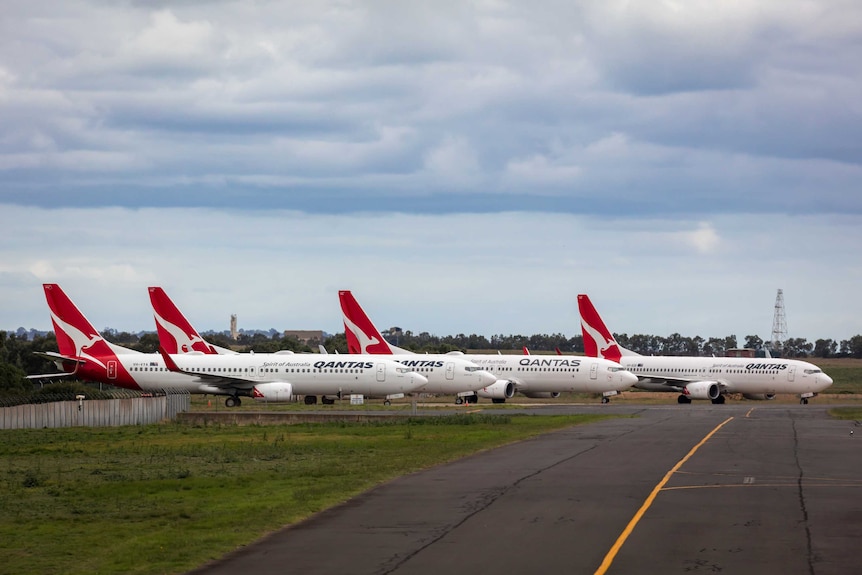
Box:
338, 290, 395, 355
577, 294, 622, 362
42, 284, 138, 388
148, 287, 217, 354
44, 284, 107, 359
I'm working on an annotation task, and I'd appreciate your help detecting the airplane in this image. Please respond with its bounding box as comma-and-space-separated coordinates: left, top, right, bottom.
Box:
577, 293, 834, 404
149, 285, 493, 404
148, 287, 235, 355
339, 290, 638, 404
158, 346, 428, 406
340, 294, 498, 399
37, 283, 428, 407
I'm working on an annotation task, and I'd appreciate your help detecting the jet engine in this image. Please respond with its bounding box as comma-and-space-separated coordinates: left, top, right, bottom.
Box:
520, 391, 561, 399
252, 382, 295, 402
683, 381, 720, 400
742, 393, 776, 400
476, 380, 515, 400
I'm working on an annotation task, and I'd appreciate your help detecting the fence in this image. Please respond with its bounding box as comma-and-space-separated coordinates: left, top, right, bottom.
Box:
0, 390, 191, 430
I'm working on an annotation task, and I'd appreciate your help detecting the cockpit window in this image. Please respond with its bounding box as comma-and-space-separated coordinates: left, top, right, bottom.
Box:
803, 369, 822, 375
465, 366, 480, 372
608, 367, 625, 372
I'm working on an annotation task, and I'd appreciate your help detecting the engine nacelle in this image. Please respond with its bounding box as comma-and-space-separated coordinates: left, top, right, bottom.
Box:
476, 380, 515, 400
520, 391, 561, 399
252, 382, 295, 402
683, 381, 720, 400
742, 393, 776, 401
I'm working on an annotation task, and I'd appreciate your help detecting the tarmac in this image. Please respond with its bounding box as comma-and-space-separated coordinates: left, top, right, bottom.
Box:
188, 402, 862, 575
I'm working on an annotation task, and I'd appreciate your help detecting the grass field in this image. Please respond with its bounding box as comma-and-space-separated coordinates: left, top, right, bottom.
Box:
0, 413, 611, 575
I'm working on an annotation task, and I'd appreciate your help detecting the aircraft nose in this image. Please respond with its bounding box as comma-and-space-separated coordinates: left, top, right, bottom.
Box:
412, 372, 429, 387
620, 369, 638, 388
478, 370, 497, 386
818, 373, 834, 391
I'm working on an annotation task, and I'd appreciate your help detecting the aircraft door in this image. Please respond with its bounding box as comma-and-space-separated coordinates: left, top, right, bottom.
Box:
107, 360, 117, 380
590, 362, 598, 380
248, 366, 257, 378
445, 362, 455, 380
787, 366, 796, 382
377, 363, 386, 382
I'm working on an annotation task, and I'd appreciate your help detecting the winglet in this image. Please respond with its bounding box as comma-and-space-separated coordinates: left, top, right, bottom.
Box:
158, 346, 181, 372
522, 346, 530, 355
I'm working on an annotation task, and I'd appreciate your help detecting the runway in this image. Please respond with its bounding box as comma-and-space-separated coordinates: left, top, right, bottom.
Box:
189, 403, 862, 575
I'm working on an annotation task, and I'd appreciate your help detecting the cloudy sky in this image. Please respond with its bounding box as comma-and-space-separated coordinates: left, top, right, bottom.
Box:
1, 1, 860, 344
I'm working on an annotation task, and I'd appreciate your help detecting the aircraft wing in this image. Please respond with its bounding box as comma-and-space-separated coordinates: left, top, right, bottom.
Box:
158, 347, 265, 391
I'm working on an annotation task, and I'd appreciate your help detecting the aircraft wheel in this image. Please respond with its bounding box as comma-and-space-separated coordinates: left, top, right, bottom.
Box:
711, 396, 725, 405
801, 398, 809, 405
455, 397, 464, 405
492, 398, 506, 404
304, 395, 317, 405
384, 399, 391, 406
225, 396, 238, 408
677, 395, 691, 404
322, 396, 335, 405
601, 397, 610, 404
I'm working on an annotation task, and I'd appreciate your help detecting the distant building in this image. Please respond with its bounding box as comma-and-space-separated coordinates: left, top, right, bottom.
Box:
230, 314, 237, 340
283, 330, 325, 344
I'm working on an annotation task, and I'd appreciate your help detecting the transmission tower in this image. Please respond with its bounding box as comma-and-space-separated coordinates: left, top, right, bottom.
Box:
770, 289, 787, 356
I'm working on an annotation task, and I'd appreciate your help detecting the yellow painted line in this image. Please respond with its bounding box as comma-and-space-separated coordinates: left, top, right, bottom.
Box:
745, 408, 754, 418
662, 482, 862, 491
593, 417, 734, 575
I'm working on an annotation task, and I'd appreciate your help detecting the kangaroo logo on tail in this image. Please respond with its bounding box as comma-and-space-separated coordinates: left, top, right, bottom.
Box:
149, 287, 217, 354
48, 309, 108, 369
577, 294, 622, 362
339, 290, 394, 355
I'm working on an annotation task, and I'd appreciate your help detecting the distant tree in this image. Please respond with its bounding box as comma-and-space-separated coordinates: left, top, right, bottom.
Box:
840, 335, 862, 358
0, 363, 28, 395
323, 333, 349, 354
813, 339, 838, 358
703, 337, 727, 356
744, 335, 763, 350
131, 333, 160, 353
782, 338, 813, 358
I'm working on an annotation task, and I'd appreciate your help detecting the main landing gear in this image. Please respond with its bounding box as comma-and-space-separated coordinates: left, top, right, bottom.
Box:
224, 396, 242, 408
677, 395, 691, 404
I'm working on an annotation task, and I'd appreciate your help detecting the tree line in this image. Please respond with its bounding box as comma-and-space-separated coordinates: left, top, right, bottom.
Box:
2, 328, 862, 396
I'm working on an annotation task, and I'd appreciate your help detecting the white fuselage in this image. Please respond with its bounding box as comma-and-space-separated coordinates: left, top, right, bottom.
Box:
109, 351, 426, 397
377, 355, 497, 394
457, 354, 638, 394
620, 356, 833, 396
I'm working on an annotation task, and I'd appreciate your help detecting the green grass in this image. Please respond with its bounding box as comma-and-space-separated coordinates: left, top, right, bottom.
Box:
828, 407, 862, 420
0, 413, 611, 575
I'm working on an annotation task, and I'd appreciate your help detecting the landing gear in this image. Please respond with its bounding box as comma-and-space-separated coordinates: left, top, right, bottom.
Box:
800, 398, 809, 405
677, 395, 692, 404
492, 398, 506, 404
711, 395, 726, 404
601, 397, 610, 404
322, 396, 335, 405
304, 395, 318, 405
384, 399, 391, 406
225, 396, 241, 408
456, 395, 478, 405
